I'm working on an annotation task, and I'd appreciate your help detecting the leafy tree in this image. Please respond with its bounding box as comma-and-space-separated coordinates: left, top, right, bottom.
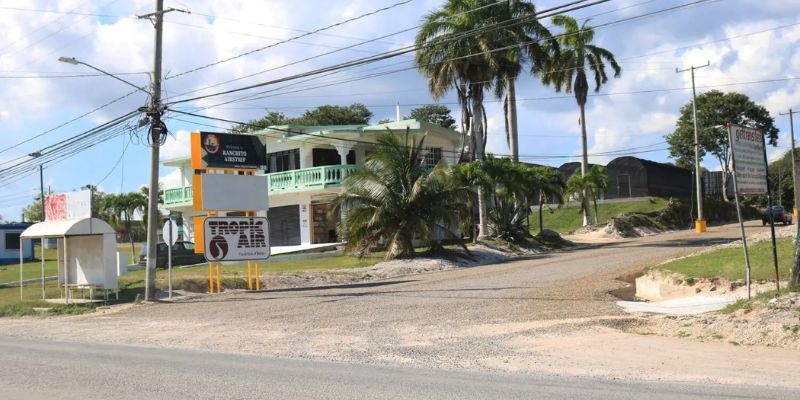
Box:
334, 131, 468, 259
407, 104, 457, 130
22, 196, 44, 222
230, 104, 373, 133
377, 118, 395, 124
542, 15, 621, 225
294, 103, 372, 125
665, 90, 779, 202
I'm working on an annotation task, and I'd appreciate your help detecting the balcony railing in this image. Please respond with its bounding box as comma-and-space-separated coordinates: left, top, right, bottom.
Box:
268, 164, 360, 193
164, 186, 193, 207
162, 165, 360, 207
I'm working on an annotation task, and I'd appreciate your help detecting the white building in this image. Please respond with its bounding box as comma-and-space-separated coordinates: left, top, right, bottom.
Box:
160, 119, 463, 252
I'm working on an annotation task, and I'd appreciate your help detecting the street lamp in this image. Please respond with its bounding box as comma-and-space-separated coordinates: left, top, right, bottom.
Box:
57, 56, 151, 96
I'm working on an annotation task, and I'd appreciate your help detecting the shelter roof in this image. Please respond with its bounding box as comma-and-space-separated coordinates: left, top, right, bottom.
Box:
20, 218, 115, 238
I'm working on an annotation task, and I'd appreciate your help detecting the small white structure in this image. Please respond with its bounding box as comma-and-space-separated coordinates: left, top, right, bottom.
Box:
19, 218, 118, 302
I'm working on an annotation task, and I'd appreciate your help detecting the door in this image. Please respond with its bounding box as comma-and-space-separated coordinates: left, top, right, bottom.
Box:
268, 205, 301, 246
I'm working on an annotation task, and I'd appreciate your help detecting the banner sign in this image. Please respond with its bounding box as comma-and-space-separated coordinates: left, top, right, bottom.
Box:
728, 124, 768, 196
45, 190, 92, 221
194, 174, 268, 212
203, 217, 270, 261
196, 132, 267, 170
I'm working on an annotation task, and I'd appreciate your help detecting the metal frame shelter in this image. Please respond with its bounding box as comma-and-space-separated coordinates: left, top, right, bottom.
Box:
18, 218, 117, 303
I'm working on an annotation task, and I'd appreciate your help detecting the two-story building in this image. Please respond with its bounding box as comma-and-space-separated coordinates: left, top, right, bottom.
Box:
161, 119, 463, 252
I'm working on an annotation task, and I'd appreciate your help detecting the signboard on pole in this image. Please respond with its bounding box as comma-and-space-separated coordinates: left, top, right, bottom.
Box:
191, 132, 267, 170
203, 216, 270, 262
729, 124, 768, 195
44, 190, 92, 221
162, 220, 178, 245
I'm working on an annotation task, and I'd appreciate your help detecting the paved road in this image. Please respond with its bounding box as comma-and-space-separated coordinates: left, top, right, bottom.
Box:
0, 335, 796, 400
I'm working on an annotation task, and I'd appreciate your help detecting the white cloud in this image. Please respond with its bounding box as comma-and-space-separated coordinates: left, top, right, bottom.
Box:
160, 129, 191, 160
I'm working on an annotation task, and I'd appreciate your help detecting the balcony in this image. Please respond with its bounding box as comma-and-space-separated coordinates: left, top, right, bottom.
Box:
162, 165, 360, 207
268, 164, 360, 193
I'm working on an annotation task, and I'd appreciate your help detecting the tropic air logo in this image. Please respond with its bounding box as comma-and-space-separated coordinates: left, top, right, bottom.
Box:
208, 235, 229, 260
203, 134, 221, 154
206, 218, 267, 261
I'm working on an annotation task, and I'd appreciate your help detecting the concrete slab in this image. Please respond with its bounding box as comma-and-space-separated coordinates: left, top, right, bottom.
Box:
617, 295, 735, 315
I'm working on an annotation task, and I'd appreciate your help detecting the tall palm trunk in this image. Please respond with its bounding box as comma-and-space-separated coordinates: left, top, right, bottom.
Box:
506, 80, 519, 162
538, 192, 545, 233
472, 85, 489, 238
579, 102, 591, 226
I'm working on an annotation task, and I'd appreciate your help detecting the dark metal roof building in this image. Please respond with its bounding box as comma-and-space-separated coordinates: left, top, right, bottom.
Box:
605, 156, 692, 199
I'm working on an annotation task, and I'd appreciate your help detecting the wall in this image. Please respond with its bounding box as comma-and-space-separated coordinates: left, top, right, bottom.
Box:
0, 227, 33, 262
63, 234, 117, 289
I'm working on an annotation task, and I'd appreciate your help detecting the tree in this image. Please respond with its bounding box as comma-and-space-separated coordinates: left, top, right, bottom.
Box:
585, 165, 608, 224
532, 167, 565, 233
407, 104, 457, 129
563, 172, 594, 223
22, 196, 44, 222
542, 15, 621, 225
666, 90, 779, 202
487, 0, 555, 163
415, 0, 499, 237
230, 104, 373, 133
334, 130, 468, 259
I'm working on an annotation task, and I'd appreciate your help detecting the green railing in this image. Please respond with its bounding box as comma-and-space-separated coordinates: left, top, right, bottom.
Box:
163, 165, 360, 206
164, 186, 193, 207
268, 164, 360, 193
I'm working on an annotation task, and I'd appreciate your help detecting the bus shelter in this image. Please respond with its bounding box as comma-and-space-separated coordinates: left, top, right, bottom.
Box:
19, 218, 118, 303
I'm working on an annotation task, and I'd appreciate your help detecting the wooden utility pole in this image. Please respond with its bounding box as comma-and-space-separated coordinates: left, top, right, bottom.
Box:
781, 109, 800, 289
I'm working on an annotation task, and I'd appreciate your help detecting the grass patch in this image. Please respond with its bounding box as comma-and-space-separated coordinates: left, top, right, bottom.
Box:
720, 290, 786, 314
0, 301, 97, 317
529, 197, 668, 235
657, 238, 793, 282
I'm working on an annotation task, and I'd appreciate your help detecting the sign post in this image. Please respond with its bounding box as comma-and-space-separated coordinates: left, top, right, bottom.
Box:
728, 123, 775, 299
162, 218, 179, 299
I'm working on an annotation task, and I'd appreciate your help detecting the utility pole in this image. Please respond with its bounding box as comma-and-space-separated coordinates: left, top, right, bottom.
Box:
780, 109, 799, 216
676, 61, 710, 233
139, 1, 184, 301
39, 165, 45, 221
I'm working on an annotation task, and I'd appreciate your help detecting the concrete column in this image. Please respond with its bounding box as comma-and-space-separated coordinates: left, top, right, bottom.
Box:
299, 203, 311, 245
335, 144, 353, 165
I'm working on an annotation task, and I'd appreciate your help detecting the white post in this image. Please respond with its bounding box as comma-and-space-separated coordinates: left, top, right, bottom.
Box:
396, 102, 401, 122
41, 238, 45, 300
168, 222, 173, 299
63, 236, 69, 304
19, 238, 23, 301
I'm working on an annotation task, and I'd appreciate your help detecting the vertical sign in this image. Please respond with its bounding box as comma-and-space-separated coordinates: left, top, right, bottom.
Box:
44, 190, 92, 221
729, 124, 768, 195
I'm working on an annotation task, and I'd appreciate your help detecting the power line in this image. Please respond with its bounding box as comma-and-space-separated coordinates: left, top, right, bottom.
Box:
165, 0, 713, 108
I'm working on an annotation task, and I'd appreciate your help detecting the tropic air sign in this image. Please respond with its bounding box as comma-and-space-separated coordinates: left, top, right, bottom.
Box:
203, 216, 270, 262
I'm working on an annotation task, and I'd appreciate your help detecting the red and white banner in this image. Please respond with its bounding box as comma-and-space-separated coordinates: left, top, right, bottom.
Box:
45, 190, 92, 221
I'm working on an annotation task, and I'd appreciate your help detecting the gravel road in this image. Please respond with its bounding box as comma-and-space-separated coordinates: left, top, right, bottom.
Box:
2, 221, 799, 388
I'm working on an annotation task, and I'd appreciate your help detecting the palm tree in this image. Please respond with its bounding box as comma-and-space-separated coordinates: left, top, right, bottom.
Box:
415, 0, 499, 238
334, 131, 468, 260
532, 167, 565, 233
542, 15, 621, 226
564, 172, 592, 223
585, 165, 608, 224
119, 192, 148, 262
488, 0, 556, 163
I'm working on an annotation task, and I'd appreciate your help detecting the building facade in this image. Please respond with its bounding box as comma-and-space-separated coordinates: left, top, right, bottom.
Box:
160, 119, 463, 251
0, 223, 33, 263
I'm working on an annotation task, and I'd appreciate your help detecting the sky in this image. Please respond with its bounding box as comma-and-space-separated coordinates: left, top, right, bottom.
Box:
1, 0, 799, 221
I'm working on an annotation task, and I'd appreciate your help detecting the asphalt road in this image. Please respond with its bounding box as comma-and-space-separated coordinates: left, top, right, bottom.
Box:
0, 335, 796, 400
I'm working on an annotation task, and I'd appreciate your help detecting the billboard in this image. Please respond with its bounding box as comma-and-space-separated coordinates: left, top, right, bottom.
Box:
192, 174, 268, 212
44, 190, 92, 221
203, 216, 270, 261
728, 124, 768, 195
191, 132, 267, 170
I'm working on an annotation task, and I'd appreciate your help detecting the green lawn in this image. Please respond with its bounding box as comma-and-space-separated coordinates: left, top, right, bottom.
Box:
0, 248, 387, 308
657, 237, 794, 281
529, 197, 669, 235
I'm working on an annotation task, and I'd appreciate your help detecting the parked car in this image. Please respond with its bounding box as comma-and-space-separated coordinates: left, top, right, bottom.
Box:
139, 241, 206, 268
761, 205, 792, 226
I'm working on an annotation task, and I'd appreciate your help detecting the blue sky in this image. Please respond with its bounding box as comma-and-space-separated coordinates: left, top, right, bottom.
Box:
1, 0, 800, 220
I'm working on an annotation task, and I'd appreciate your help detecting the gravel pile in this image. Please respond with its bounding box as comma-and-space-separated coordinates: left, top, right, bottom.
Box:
261, 244, 513, 290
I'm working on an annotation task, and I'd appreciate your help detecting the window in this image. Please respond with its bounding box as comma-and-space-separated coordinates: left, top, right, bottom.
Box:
424, 147, 442, 169
5, 232, 20, 250
182, 242, 195, 251
267, 149, 300, 173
